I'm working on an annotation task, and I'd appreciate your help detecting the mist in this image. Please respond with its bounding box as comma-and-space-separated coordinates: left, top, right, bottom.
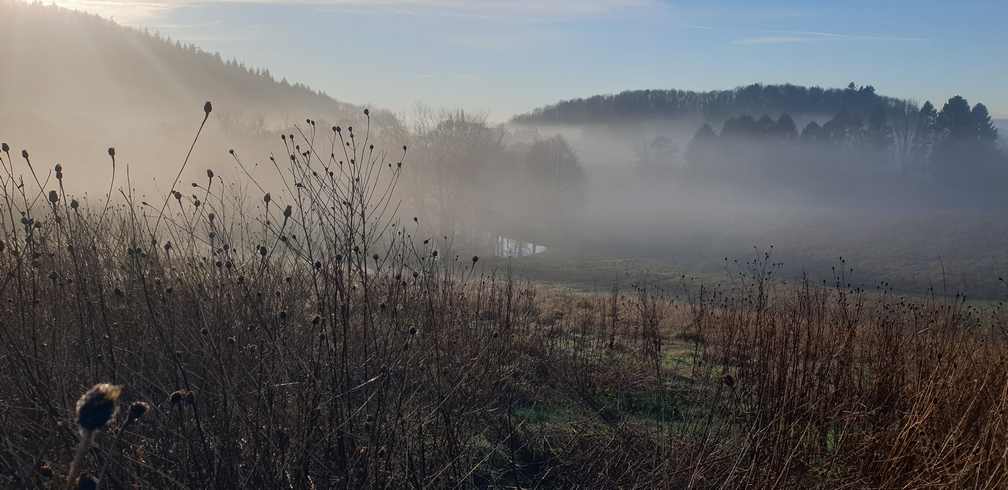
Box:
2, 1, 1007, 299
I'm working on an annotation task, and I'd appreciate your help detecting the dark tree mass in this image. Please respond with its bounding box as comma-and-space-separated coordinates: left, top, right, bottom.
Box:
683, 94, 1004, 206
513, 82, 911, 124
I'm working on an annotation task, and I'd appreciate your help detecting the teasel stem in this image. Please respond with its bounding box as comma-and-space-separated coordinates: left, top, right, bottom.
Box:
153, 101, 212, 241
67, 429, 95, 488
96, 403, 147, 490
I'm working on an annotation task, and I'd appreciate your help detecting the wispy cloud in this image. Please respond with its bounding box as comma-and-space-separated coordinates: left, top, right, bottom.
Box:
735, 30, 926, 46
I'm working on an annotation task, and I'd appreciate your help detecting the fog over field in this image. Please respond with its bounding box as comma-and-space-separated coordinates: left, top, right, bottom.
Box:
502, 112, 1008, 295
3, 2, 1006, 297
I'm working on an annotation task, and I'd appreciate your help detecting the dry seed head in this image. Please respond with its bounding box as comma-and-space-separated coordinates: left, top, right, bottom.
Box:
107, 147, 115, 158
0, 143, 7, 152
204, 101, 212, 114
48, 190, 59, 204
722, 374, 735, 388
76, 473, 98, 490
75, 383, 122, 432
127, 401, 150, 422
169, 389, 194, 407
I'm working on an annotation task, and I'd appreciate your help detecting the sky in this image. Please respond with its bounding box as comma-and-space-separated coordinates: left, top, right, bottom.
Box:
33, 0, 1008, 122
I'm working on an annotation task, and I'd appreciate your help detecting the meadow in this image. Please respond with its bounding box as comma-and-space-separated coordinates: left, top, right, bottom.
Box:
0, 104, 1005, 489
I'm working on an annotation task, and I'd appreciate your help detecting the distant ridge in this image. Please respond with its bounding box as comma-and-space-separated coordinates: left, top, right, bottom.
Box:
512, 83, 912, 125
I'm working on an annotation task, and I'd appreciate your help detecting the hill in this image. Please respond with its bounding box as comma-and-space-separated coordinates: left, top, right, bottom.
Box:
513, 83, 912, 125
0, 0, 396, 189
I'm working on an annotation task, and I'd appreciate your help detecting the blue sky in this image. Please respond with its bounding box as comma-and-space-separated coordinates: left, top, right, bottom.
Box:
43, 0, 1008, 121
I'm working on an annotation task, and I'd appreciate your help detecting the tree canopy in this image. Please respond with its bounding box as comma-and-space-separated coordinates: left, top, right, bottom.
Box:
513, 83, 911, 125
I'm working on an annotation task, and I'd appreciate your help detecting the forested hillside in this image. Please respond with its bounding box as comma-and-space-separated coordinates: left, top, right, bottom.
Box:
0, 0, 396, 188
513, 83, 912, 124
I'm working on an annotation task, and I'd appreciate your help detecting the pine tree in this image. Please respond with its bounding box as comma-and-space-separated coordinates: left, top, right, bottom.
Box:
938, 96, 974, 140
972, 103, 999, 144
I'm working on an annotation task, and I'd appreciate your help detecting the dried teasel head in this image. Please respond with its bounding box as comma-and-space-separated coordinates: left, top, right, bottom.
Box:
126, 401, 150, 423
168, 389, 195, 407
75, 383, 122, 432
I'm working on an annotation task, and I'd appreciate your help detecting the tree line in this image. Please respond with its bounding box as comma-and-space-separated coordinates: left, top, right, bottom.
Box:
513, 83, 912, 125
681, 95, 1004, 206
401, 111, 586, 255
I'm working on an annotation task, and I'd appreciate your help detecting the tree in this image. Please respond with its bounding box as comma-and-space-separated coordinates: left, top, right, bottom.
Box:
918, 101, 938, 133
525, 136, 584, 190
801, 121, 824, 143
822, 109, 864, 145
910, 101, 939, 164
523, 136, 585, 246
938, 96, 974, 140
636, 135, 680, 178
867, 105, 893, 151
685, 123, 718, 167
972, 103, 999, 144
774, 113, 798, 139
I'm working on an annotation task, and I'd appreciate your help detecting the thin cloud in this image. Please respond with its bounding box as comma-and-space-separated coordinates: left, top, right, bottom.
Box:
735, 30, 926, 45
